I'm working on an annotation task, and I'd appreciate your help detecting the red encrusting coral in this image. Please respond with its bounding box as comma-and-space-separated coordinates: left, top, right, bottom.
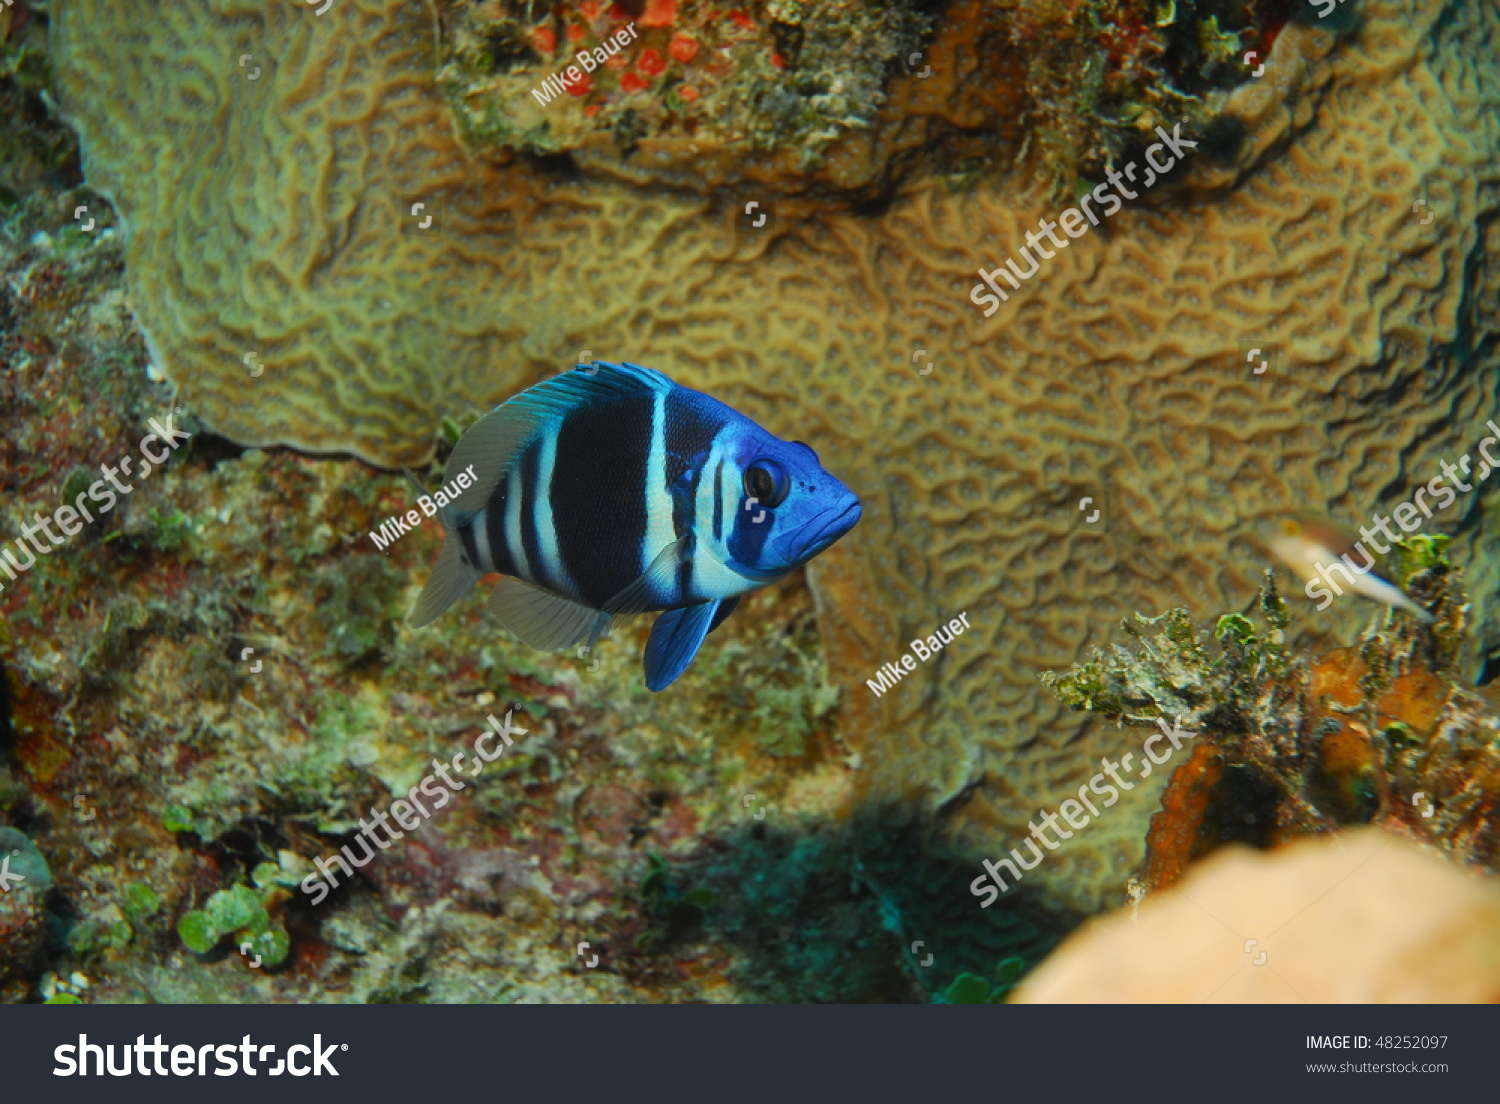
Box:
669, 32, 698, 63
1143, 742, 1225, 892
638, 47, 667, 76
640, 0, 679, 29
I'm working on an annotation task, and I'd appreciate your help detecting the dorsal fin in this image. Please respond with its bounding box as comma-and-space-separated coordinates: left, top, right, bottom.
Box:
443, 362, 674, 511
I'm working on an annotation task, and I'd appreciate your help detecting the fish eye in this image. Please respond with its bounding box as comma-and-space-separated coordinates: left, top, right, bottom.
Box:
1280, 519, 1300, 537
744, 460, 789, 508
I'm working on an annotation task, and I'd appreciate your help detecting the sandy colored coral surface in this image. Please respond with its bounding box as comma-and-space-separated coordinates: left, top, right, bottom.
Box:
1015, 830, 1500, 1003
49, 0, 1500, 914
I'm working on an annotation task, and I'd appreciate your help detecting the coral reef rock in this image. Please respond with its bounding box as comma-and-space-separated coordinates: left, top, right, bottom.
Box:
49, 0, 1500, 912
1045, 551, 1500, 892
0, 828, 51, 1000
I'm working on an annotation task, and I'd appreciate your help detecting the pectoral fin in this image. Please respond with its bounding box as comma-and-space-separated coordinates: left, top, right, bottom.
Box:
643, 600, 724, 691
603, 534, 694, 615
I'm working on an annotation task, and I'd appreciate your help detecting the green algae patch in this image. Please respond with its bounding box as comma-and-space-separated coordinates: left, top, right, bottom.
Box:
938, 957, 1025, 1004
178, 882, 292, 968
162, 804, 214, 838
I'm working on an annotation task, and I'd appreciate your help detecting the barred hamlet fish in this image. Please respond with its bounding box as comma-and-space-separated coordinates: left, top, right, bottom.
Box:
410, 362, 862, 690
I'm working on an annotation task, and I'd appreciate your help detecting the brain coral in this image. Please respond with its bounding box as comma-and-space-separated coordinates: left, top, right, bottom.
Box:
52, 0, 1500, 912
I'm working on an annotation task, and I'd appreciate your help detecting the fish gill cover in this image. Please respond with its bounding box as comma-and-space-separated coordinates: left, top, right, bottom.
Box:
0, 0, 1494, 1007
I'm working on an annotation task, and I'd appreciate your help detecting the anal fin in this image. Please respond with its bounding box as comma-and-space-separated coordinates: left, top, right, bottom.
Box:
486, 575, 610, 651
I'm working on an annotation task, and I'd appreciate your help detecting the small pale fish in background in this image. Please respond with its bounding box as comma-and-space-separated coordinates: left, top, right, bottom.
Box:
411, 362, 862, 690
1257, 512, 1434, 622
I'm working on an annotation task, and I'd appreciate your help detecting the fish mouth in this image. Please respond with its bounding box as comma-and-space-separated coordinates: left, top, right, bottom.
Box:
774, 494, 861, 563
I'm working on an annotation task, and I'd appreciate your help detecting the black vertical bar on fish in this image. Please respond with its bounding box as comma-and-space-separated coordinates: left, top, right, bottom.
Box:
458, 515, 486, 574
662, 390, 722, 604
711, 456, 725, 545
551, 394, 655, 609
485, 487, 517, 579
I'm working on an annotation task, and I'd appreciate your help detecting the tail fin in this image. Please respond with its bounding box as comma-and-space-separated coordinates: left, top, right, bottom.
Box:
409, 534, 483, 627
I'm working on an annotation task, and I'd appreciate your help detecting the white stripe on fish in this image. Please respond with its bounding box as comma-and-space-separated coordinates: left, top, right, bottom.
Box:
505, 463, 531, 583
471, 505, 494, 573
534, 423, 577, 599
643, 389, 675, 604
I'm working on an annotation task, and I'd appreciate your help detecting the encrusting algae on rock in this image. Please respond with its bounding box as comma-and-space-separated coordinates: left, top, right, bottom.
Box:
435, 0, 1330, 196
437, 0, 934, 188
1042, 536, 1500, 896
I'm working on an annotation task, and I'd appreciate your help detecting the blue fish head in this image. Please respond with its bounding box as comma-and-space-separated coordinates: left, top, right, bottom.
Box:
723, 436, 861, 579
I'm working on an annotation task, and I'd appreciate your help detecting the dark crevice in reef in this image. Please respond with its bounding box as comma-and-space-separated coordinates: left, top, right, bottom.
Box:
0, 661, 15, 759
1194, 114, 1252, 165
847, 186, 900, 221
0, 663, 43, 839
1479, 652, 1499, 688
185, 432, 249, 472
529, 150, 584, 182
1194, 762, 1286, 853
618, 809, 1076, 1003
